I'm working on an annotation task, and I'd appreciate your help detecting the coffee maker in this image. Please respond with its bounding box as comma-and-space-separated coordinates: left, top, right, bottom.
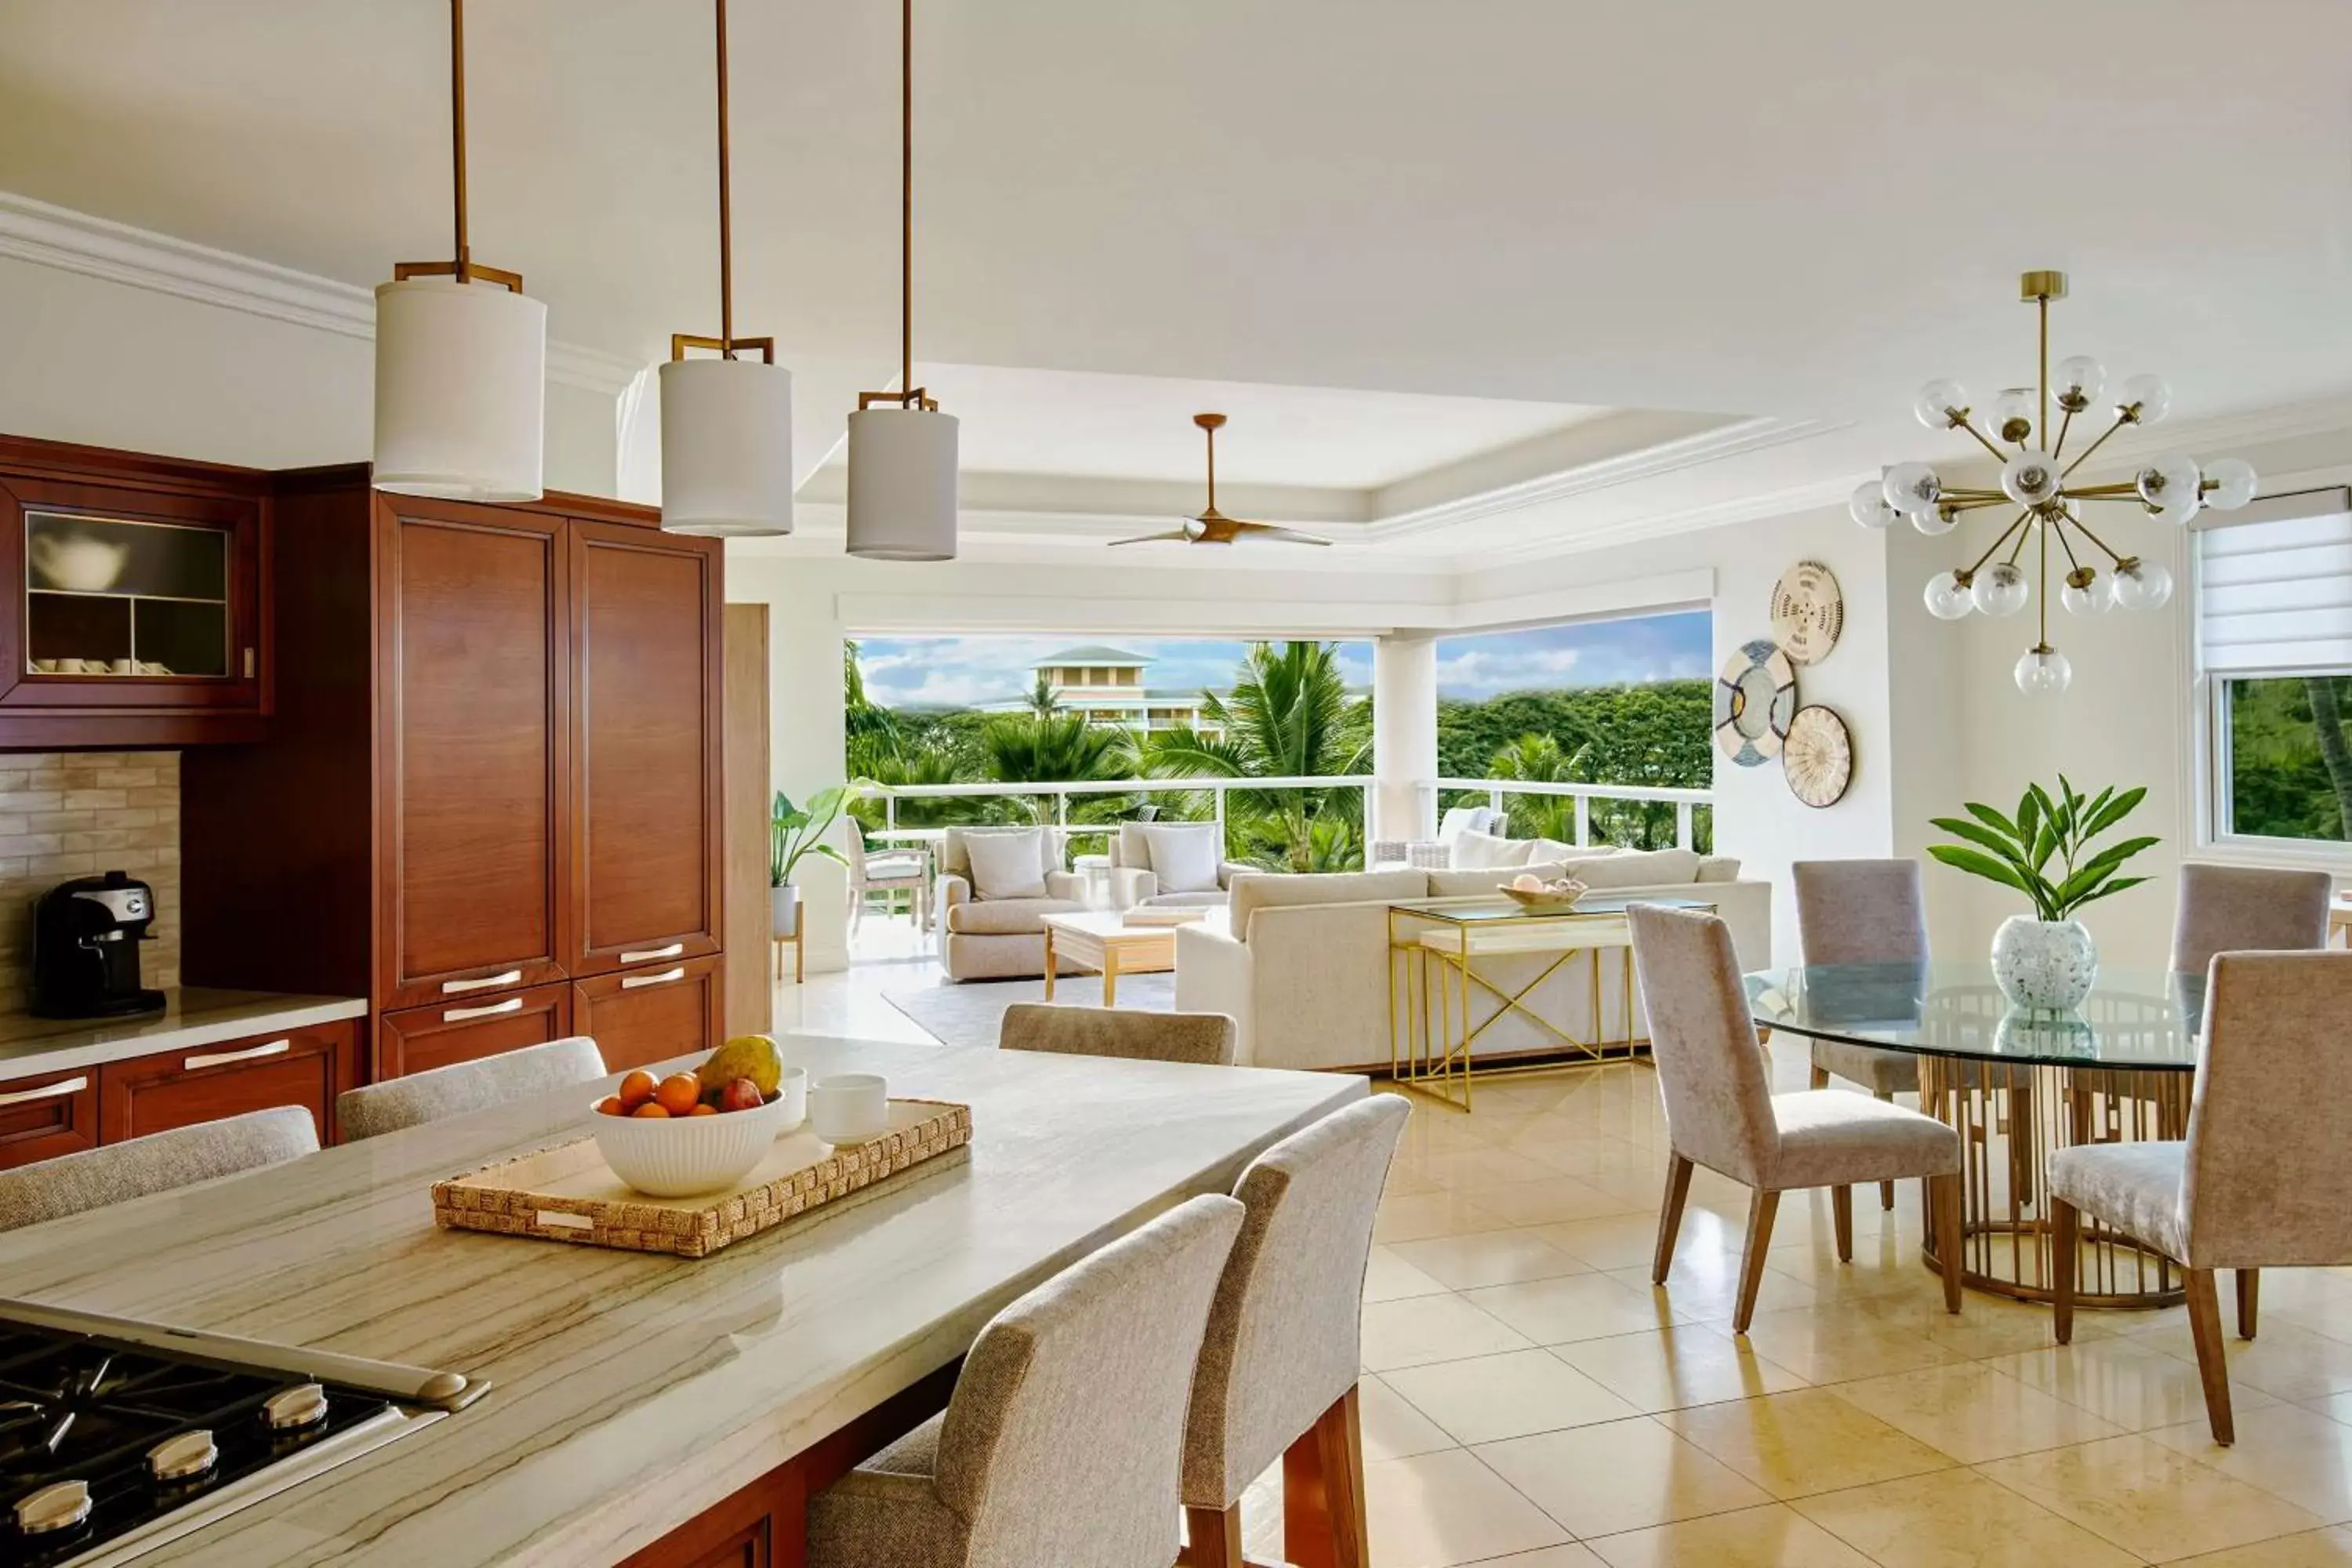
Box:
30, 869, 166, 1019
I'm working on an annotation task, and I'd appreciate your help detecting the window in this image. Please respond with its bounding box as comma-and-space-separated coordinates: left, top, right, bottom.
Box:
2199, 488, 2352, 851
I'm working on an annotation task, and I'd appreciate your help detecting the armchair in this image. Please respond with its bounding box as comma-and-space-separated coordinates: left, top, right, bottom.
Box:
935, 826, 1089, 981
1105, 822, 1252, 911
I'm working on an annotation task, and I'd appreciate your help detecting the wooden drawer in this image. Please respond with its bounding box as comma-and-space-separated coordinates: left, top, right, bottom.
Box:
0, 1065, 100, 1168
377, 981, 573, 1081
97, 1022, 359, 1148
572, 954, 722, 1073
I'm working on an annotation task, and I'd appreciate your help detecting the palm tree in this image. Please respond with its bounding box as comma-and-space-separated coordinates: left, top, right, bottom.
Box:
981, 711, 1136, 823
1486, 732, 1595, 842
1025, 670, 1060, 719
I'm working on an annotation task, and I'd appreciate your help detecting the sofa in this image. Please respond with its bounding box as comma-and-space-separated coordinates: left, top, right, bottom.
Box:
1106, 822, 1254, 911
935, 826, 1090, 981
1174, 848, 1769, 1072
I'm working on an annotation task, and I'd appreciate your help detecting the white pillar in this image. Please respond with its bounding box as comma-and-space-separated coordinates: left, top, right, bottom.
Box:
1372, 633, 1439, 844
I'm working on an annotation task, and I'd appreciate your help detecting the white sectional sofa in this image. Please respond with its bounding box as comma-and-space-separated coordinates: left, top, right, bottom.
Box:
1174, 848, 1769, 1072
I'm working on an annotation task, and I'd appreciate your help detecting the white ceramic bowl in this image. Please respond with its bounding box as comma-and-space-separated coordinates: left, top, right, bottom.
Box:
588, 1091, 792, 1198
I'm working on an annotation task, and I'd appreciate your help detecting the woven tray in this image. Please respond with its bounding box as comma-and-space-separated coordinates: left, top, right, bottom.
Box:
431, 1098, 972, 1259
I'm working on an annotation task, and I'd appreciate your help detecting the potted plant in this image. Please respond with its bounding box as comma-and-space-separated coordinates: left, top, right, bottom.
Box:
1929, 778, 2158, 1010
771, 786, 849, 938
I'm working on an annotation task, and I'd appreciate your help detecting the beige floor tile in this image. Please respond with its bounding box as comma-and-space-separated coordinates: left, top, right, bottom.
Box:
1368, 1244, 1456, 1303
1414, 1145, 1571, 1189
1363, 1290, 1536, 1372
1827, 1361, 2124, 1463
2147, 1403, 2352, 1524
1791, 1468, 2139, 1567
2147, 1322, 2352, 1404
1472, 1417, 1772, 1538
1976, 1432, 2328, 1560
2157, 1526, 2352, 1564
2310, 1393, 2352, 1428
1582, 1502, 1875, 1567
1461, 1548, 1610, 1566
1552, 1325, 1810, 1414
1734, 1302, 1969, 1384
1762, 1233, 1943, 1308
1662, 1385, 1958, 1498
1841, 1289, 2084, 1360
1465, 1272, 1687, 1345
1390, 1229, 1592, 1290
1363, 1374, 1460, 1461
1532, 1210, 1733, 1273
1362, 1448, 1573, 1568
1385, 1348, 1643, 1445
1610, 1258, 1820, 1324
1987, 1334, 2281, 1432
1378, 1190, 1519, 1243
1472, 1174, 1644, 1226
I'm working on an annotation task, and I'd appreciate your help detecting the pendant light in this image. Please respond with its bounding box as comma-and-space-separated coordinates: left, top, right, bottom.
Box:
845, 0, 958, 561
660, 0, 794, 536
374, 0, 546, 502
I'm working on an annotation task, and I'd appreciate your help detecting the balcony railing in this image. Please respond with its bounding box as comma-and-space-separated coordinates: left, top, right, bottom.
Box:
1424, 776, 1715, 851
859, 775, 1376, 858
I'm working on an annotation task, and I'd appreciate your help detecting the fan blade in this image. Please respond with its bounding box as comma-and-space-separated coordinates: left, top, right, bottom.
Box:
1107, 528, 1195, 546
1227, 519, 1332, 546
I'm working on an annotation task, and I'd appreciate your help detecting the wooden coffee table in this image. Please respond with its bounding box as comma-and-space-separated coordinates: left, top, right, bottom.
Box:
1041, 910, 1201, 1005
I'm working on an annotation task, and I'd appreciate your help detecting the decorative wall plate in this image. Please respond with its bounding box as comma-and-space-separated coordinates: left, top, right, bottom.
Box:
1712, 640, 1797, 767
1783, 704, 1853, 808
1770, 560, 1845, 664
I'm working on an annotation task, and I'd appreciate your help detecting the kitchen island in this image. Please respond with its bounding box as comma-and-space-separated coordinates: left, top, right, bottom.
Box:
0, 1033, 1364, 1566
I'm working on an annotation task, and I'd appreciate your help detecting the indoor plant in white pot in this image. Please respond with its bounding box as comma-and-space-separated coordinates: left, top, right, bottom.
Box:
770, 786, 849, 938
1929, 778, 2157, 1011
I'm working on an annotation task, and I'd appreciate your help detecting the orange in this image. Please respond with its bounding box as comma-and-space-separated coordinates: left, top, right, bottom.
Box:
617, 1070, 659, 1109
630, 1102, 672, 1119
688, 1102, 719, 1116
654, 1073, 702, 1116
594, 1095, 626, 1117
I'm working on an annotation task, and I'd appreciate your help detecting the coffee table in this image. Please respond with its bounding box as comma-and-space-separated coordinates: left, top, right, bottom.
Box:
1041, 910, 1203, 1005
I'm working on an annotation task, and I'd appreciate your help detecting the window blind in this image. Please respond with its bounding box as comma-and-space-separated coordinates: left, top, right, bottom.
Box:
2198, 487, 2352, 674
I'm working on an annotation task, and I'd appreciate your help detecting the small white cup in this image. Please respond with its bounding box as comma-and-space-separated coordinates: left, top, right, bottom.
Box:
773, 1065, 808, 1131
810, 1073, 889, 1145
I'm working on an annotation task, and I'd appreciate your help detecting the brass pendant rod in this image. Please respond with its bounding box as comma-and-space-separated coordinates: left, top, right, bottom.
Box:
1205, 422, 1218, 513
451, 0, 470, 280
2037, 291, 2050, 454
1942, 495, 2012, 513
716, 0, 735, 357
2064, 507, 2129, 566
2038, 503, 2049, 646
900, 0, 913, 402
2051, 405, 2074, 463
2060, 413, 2132, 480
2064, 481, 2143, 499
2054, 516, 2085, 574
2005, 516, 2032, 568
1963, 510, 2033, 579
1955, 419, 2009, 465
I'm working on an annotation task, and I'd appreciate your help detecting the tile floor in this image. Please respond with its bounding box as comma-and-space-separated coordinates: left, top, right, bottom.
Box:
786, 923, 2352, 1567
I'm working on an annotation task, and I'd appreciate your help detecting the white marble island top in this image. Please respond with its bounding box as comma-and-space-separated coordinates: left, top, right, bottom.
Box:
0, 1033, 1367, 1566
0, 987, 368, 1078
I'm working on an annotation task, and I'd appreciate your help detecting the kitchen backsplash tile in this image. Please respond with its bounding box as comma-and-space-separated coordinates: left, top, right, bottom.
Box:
0, 752, 179, 1009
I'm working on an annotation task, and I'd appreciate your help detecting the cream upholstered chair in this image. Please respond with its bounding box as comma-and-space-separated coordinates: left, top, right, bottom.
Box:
0, 1107, 318, 1232
2171, 862, 2333, 973
337, 1036, 608, 1142
1629, 904, 1965, 1331
1794, 859, 1928, 1213
808, 1193, 1244, 1568
997, 1004, 1236, 1066
1180, 1096, 1409, 1568
849, 827, 932, 932
2050, 950, 2352, 1446
935, 827, 1087, 982
1106, 822, 1250, 912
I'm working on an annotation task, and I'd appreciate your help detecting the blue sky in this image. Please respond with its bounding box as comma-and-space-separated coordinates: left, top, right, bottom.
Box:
853, 611, 1710, 710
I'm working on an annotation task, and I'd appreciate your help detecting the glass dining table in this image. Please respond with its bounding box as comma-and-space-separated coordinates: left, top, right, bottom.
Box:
1746, 960, 2202, 1310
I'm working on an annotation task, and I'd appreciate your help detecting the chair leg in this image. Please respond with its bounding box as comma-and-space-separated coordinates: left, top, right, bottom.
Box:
1875, 1088, 1897, 1210
2051, 1199, 2078, 1345
1809, 1064, 1830, 1090
2237, 1268, 2259, 1340
1653, 1154, 1695, 1285
1732, 1188, 1781, 1334
1283, 1385, 1368, 1568
1931, 1171, 1964, 1314
1830, 1185, 1853, 1264
2184, 1267, 2237, 1446
1181, 1504, 1244, 1568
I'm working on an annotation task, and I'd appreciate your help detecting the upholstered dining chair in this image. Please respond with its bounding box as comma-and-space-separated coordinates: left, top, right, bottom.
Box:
1629, 904, 1965, 1331
336, 1036, 608, 1142
2170, 862, 2333, 974
997, 1003, 1236, 1066
808, 1193, 1243, 1568
2050, 950, 2352, 1446
1793, 858, 1929, 1211
0, 1106, 318, 1232
1180, 1095, 1410, 1568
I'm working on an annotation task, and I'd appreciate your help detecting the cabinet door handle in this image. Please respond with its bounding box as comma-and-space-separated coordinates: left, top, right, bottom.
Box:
442, 970, 524, 995
444, 997, 525, 1022
183, 1039, 291, 1072
619, 943, 685, 964
0, 1076, 87, 1108
619, 966, 688, 990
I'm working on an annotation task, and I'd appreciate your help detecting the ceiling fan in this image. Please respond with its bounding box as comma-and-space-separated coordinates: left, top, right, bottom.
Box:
1110, 413, 1331, 546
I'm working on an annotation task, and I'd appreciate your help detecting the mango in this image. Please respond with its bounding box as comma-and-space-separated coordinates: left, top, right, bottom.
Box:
698, 1034, 784, 1098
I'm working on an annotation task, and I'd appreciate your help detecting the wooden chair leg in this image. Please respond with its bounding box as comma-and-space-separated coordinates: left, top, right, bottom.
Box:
2237, 1268, 2259, 1340
1930, 1172, 1964, 1314
2051, 1198, 2078, 1344
1830, 1184, 1853, 1263
1875, 1089, 1897, 1210
1809, 1064, 1830, 1090
1181, 1504, 1244, 1568
2184, 1267, 2236, 1446
1732, 1188, 1780, 1334
1653, 1154, 1695, 1285
1283, 1385, 1368, 1568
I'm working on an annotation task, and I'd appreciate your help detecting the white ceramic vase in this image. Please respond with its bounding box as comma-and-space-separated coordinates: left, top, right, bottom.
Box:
1991, 916, 2097, 1011
771, 883, 800, 938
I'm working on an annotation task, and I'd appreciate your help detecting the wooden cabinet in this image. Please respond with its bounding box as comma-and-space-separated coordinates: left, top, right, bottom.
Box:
572, 955, 723, 1073
96, 1022, 358, 1147
378, 982, 573, 1080
0, 1065, 100, 1169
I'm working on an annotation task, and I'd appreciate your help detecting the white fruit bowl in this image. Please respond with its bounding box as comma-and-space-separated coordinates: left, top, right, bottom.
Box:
588, 1091, 792, 1198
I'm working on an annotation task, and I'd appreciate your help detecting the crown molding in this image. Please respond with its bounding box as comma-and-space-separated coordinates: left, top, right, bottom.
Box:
0, 190, 645, 396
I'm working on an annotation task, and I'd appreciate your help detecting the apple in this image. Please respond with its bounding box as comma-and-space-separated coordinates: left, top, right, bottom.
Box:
718, 1076, 764, 1114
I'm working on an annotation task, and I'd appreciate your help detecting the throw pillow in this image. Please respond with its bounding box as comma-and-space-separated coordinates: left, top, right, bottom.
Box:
1141, 824, 1221, 894
964, 829, 1048, 900
1563, 848, 1701, 889
1453, 829, 1536, 869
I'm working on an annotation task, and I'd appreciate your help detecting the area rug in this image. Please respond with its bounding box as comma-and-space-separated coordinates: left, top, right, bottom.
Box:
884, 972, 1178, 1050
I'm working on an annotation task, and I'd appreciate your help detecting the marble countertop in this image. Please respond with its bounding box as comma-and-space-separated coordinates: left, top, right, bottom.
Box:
0, 1033, 1366, 1566
0, 987, 368, 1078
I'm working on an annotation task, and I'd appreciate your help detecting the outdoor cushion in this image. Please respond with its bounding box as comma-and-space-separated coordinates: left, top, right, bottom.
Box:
1454, 830, 1537, 869
966, 828, 1050, 901
947, 896, 1086, 935
1426, 863, 1568, 898
1565, 848, 1700, 887
1140, 891, 1228, 910
1141, 823, 1221, 893
1697, 856, 1741, 882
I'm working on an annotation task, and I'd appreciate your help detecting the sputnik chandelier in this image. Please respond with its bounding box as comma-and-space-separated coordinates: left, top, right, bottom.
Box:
1852, 270, 2259, 695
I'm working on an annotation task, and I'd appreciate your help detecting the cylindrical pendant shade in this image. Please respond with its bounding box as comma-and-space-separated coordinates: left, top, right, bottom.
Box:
845, 406, 959, 561
659, 358, 794, 536
373, 277, 547, 501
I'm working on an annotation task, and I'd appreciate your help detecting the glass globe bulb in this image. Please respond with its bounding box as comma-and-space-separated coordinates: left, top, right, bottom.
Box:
1924, 571, 1975, 619
1911, 504, 1958, 537
2111, 560, 2176, 611
2055, 354, 2106, 411
1882, 462, 1942, 516
2136, 455, 2203, 522
1987, 387, 2040, 445
2000, 450, 2061, 506
1849, 478, 1898, 529
2205, 456, 2259, 510
1912, 379, 1968, 430
2118, 373, 2172, 425
2060, 571, 2112, 617
1972, 560, 2031, 617
2015, 646, 2073, 696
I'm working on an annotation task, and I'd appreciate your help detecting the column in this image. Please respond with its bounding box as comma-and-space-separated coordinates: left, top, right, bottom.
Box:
1372, 633, 1439, 846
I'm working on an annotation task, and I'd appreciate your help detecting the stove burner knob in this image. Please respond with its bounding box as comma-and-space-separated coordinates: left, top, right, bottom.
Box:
148, 1428, 219, 1482
14, 1479, 91, 1536
262, 1382, 328, 1432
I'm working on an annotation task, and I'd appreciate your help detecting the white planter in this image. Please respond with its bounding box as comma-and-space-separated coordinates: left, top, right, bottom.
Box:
1991, 916, 2097, 1011
771, 883, 801, 938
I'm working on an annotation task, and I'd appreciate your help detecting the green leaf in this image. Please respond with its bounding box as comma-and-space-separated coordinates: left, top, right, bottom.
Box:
2016, 789, 2040, 848
2031, 819, 2061, 873
1963, 800, 2023, 843
804, 844, 848, 867
2080, 785, 2147, 840
1928, 844, 2038, 900
2071, 875, 2152, 909
1932, 818, 2035, 867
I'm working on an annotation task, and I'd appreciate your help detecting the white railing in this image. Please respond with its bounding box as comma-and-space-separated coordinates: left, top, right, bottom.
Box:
1425, 776, 1714, 851
859, 775, 1376, 857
